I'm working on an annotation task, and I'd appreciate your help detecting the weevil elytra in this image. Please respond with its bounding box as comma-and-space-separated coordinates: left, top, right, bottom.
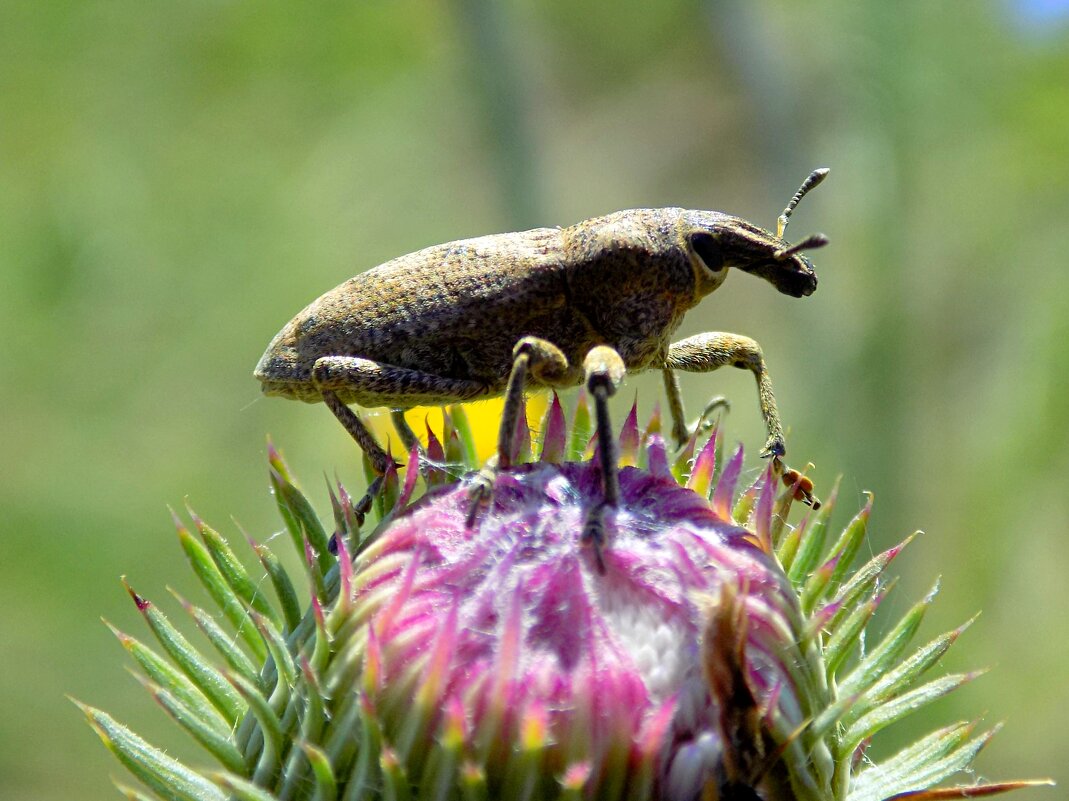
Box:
255, 169, 830, 559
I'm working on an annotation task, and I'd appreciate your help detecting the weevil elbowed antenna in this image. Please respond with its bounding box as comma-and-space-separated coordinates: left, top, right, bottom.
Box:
774, 232, 829, 261
776, 167, 830, 239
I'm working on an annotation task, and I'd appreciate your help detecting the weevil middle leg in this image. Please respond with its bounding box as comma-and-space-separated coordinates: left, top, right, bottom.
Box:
465, 336, 570, 527
389, 410, 421, 455
580, 345, 626, 573
662, 368, 730, 449
466, 339, 625, 573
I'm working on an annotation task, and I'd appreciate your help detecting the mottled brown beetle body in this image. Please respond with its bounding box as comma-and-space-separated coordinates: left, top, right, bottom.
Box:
256, 170, 830, 534
255, 207, 817, 408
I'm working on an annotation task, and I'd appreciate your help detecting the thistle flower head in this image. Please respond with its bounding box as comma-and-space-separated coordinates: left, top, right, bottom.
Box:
79, 394, 1051, 801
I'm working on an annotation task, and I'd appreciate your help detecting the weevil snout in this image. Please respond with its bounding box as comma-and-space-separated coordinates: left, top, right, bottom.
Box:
752, 243, 821, 298
769, 231, 827, 297
689, 217, 822, 299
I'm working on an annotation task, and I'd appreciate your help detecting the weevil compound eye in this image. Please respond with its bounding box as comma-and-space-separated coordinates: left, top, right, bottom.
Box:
688, 232, 725, 272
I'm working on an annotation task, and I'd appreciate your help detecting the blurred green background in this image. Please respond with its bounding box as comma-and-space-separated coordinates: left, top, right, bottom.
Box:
2, 1, 1066, 799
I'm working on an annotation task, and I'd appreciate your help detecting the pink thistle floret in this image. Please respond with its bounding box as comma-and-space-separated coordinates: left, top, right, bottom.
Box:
348, 452, 821, 799
81, 398, 1051, 801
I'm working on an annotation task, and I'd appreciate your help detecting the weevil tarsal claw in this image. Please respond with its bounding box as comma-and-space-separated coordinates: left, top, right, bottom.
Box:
690, 395, 731, 441
465, 455, 499, 529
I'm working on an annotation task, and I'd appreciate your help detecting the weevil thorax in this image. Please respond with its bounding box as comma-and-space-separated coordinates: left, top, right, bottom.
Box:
683, 210, 819, 300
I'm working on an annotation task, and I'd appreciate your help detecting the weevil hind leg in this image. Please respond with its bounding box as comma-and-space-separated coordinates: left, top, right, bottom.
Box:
314, 355, 489, 466
321, 389, 394, 475
466, 336, 570, 528
320, 390, 395, 531
315, 356, 490, 518
313, 355, 490, 409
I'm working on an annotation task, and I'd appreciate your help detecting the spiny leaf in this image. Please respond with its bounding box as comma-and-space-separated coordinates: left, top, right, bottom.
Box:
644, 433, 670, 479
268, 446, 333, 575
189, 511, 279, 626
750, 465, 777, 553
114, 782, 158, 801
458, 761, 490, 801
227, 670, 284, 786
848, 722, 996, 801
424, 420, 449, 487
801, 551, 842, 615
248, 537, 302, 635
843, 672, 984, 755
685, 424, 718, 498
712, 444, 743, 518
443, 416, 466, 470
567, 392, 592, 461
253, 612, 296, 711
846, 615, 979, 727
125, 580, 245, 724
377, 458, 400, 527
171, 590, 259, 685
278, 660, 330, 800
75, 699, 227, 801
447, 405, 478, 466
838, 578, 940, 700
134, 673, 247, 774
209, 772, 281, 801
885, 780, 1055, 800
301, 742, 338, 801
824, 590, 885, 678
617, 399, 640, 467
730, 473, 761, 524
344, 697, 385, 801
175, 515, 267, 662
105, 619, 229, 736
787, 476, 841, 586
418, 699, 467, 801
769, 464, 807, 549
322, 690, 367, 777
670, 425, 698, 484
824, 493, 873, 592
539, 393, 567, 464
824, 532, 917, 634
381, 747, 413, 801
511, 397, 533, 465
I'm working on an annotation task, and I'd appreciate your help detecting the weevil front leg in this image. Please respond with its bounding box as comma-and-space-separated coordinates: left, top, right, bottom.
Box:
665, 332, 819, 507
665, 333, 785, 457
314, 356, 490, 519
466, 340, 625, 574
319, 389, 392, 528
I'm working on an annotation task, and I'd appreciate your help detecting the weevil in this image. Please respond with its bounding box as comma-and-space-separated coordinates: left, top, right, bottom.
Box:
255, 169, 830, 561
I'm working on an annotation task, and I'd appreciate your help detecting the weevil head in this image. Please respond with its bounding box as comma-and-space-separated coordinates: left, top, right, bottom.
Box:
683, 212, 824, 300
684, 168, 829, 300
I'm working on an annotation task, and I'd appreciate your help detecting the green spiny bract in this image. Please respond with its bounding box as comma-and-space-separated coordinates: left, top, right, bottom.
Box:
79, 395, 1050, 801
